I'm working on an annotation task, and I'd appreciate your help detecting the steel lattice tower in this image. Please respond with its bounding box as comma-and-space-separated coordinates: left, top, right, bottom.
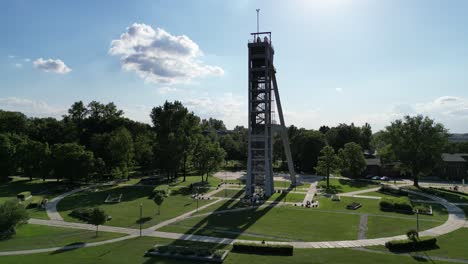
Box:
246, 31, 296, 198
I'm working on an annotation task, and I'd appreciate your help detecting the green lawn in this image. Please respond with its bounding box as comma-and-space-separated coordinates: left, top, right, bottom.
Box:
212, 188, 245, 198
316, 196, 448, 222
318, 178, 379, 194
0, 236, 455, 264
368, 228, 468, 260
364, 191, 434, 201
160, 206, 360, 241
0, 178, 72, 220
267, 192, 305, 203
273, 180, 292, 189
57, 184, 212, 229
0, 224, 125, 252
366, 215, 442, 238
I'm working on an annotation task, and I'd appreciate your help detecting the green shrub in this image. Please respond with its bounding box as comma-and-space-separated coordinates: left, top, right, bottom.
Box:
212, 250, 225, 259
385, 237, 437, 251
17, 192, 31, 201
379, 197, 413, 213
70, 208, 93, 221
153, 185, 170, 197
26, 197, 42, 209
233, 242, 293, 256
379, 198, 394, 210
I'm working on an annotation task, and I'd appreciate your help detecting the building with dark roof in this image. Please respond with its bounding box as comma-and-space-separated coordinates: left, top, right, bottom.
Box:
438, 153, 468, 180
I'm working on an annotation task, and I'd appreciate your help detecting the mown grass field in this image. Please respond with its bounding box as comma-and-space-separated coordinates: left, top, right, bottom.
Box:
0, 225, 124, 251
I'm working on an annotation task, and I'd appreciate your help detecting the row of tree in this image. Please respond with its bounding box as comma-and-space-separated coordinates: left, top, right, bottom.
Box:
1, 101, 450, 187
0, 101, 226, 184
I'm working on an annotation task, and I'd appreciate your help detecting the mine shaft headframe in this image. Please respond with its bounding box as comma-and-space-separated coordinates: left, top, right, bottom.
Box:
249, 32, 272, 44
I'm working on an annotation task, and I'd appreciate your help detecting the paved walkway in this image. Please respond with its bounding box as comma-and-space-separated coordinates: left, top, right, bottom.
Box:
46, 187, 92, 221
354, 247, 468, 264
302, 182, 317, 205
357, 214, 368, 240
339, 187, 381, 196
1, 184, 466, 256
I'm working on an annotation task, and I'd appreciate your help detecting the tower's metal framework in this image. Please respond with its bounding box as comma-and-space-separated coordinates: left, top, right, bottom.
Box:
246, 32, 296, 198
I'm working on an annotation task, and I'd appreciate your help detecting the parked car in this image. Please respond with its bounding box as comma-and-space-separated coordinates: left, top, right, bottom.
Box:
371, 176, 381, 180
380, 176, 390, 181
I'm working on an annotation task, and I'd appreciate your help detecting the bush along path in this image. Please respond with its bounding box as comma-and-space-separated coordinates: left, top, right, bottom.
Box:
0, 185, 465, 256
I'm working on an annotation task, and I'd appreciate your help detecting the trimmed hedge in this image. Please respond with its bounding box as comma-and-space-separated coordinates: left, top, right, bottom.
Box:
379, 197, 413, 213
17, 192, 31, 201
429, 187, 467, 197
232, 242, 293, 256
385, 237, 437, 251
379, 185, 407, 196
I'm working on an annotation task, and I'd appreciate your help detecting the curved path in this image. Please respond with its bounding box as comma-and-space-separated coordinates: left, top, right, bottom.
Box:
0, 185, 465, 256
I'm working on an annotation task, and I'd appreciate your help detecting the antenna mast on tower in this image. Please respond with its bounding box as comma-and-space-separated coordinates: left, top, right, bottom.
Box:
256, 9, 260, 33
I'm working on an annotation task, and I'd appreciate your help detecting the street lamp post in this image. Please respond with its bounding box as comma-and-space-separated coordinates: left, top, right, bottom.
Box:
139, 203, 143, 237
224, 172, 227, 197
196, 186, 199, 212
416, 209, 420, 233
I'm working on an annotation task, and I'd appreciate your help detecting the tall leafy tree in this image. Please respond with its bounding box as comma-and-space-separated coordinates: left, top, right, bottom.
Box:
16, 139, 51, 181
378, 115, 448, 187
325, 123, 362, 151
0, 110, 28, 135
315, 145, 340, 189
0, 200, 29, 237
51, 143, 95, 183
151, 101, 201, 181
193, 136, 226, 182
0, 134, 17, 182
338, 142, 366, 178
107, 127, 134, 179
290, 129, 326, 172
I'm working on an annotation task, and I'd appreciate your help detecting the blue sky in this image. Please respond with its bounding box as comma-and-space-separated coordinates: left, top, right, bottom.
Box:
2, 0, 468, 132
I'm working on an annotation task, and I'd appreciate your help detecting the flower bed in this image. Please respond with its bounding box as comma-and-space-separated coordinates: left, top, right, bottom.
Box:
232, 242, 293, 256
146, 245, 228, 263
385, 237, 437, 252
104, 193, 123, 203
17, 192, 32, 201
346, 202, 362, 210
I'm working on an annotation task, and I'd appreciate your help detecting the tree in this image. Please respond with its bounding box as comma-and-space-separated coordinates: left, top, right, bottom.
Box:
338, 142, 366, 178
16, 139, 51, 181
406, 229, 419, 242
153, 192, 165, 215
193, 136, 226, 182
88, 207, 107, 237
151, 101, 201, 181
290, 130, 326, 172
133, 133, 154, 170
315, 145, 340, 189
51, 143, 95, 184
360, 123, 372, 150
325, 123, 363, 151
378, 115, 448, 187
0, 134, 17, 182
107, 127, 134, 179
0, 110, 28, 135
0, 200, 29, 237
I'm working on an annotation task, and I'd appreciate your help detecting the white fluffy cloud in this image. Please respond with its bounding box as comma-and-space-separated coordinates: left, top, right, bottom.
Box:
33, 58, 71, 74
183, 93, 245, 128
109, 23, 223, 84
157, 86, 177, 94
0, 97, 66, 118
